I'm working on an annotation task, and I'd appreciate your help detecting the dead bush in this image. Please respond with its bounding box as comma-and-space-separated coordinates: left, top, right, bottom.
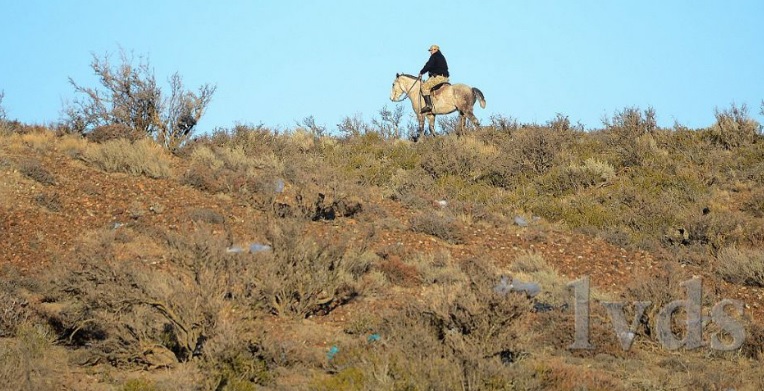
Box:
683, 210, 753, 252
376, 257, 421, 287
742, 188, 764, 217
272, 182, 363, 221
620, 265, 708, 344
384, 167, 435, 201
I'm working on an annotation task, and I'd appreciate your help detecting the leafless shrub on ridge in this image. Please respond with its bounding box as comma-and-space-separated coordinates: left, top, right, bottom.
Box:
64, 49, 216, 151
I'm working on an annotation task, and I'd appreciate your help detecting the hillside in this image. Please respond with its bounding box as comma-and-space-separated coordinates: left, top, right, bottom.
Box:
1, 118, 764, 390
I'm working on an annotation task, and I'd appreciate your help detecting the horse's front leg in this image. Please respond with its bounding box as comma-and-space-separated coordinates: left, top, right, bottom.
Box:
413, 114, 425, 142
427, 114, 436, 137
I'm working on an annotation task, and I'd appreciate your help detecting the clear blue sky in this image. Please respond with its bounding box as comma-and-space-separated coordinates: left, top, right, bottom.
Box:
2, 0, 762, 134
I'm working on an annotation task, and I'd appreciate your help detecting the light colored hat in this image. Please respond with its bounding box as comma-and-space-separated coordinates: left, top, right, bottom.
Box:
428, 44, 440, 51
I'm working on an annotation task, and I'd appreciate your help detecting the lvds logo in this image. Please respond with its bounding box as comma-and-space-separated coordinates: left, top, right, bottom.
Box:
567, 277, 746, 351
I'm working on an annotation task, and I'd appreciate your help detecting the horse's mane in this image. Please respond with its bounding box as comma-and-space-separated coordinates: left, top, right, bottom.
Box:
397, 73, 418, 79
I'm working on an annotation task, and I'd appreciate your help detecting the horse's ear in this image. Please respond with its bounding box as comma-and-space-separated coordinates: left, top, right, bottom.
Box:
396, 72, 400, 77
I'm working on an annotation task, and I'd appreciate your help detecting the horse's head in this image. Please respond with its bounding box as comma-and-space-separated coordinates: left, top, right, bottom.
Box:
390, 73, 417, 102
390, 73, 404, 101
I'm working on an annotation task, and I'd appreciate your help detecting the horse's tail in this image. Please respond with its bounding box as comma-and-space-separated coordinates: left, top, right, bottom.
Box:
472, 88, 486, 109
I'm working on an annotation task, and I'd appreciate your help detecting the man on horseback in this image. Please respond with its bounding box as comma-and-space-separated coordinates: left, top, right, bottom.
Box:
418, 44, 449, 113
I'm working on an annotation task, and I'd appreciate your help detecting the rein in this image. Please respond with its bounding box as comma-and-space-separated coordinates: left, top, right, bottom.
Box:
391, 74, 421, 103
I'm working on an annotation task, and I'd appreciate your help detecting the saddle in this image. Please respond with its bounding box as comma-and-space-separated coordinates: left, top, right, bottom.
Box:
431, 82, 450, 94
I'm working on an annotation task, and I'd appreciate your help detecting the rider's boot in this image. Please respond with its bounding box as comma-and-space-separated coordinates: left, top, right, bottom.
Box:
420, 95, 433, 113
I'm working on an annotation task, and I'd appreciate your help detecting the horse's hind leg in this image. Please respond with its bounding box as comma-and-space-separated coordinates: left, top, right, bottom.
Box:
456, 113, 466, 138
467, 111, 480, 128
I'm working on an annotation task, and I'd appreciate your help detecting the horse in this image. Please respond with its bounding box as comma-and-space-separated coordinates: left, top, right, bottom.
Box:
390, 73, 486, 141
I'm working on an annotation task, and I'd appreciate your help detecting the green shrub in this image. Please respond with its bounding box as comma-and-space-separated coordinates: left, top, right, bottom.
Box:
122, 379, 158, 391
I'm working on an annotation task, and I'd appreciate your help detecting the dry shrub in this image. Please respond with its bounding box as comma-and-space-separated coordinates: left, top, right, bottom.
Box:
741, 321, 764, 360
34, 227, 272, 371
684, 210, 754, 252
376, 257, 420, 287
606, 106, 658, 139
507, 356, 626, 391
417, 134, 499, 182
620, 264, 706, 345
32, 192, 62, 212
707, 103, 761, 149
271, 182, 364, 221
181, 143, 287, 201
505, 126, 571, 175
742, 188, 764, 217
55, 133, 89, 158
18, 159, 56, 185
255, 220, 374, 317
406, 250, 465, 285
508, 250, 569, 307
384, 167, 435, 201
716, 246, 764, 287
18, 129, 56, 152
408, 210, 466, 244
186, 207, 226, 224
81, 138, 173, 178
85, 123, 145, 143
0, 277, 32, 338
322, 257, 533, 390
601, 107, 659, 168
0, 323, 63, 391
535, 158, 615, 196
198, 321, 275, 389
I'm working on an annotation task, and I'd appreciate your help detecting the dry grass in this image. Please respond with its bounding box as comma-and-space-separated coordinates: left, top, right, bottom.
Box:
81, 138, 173, 178
408, 210, 466, 244
717, 246, 764, 287
0, 323, 66, 391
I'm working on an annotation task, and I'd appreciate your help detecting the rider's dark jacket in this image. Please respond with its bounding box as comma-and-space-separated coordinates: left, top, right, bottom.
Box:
420, 50, 449, 78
